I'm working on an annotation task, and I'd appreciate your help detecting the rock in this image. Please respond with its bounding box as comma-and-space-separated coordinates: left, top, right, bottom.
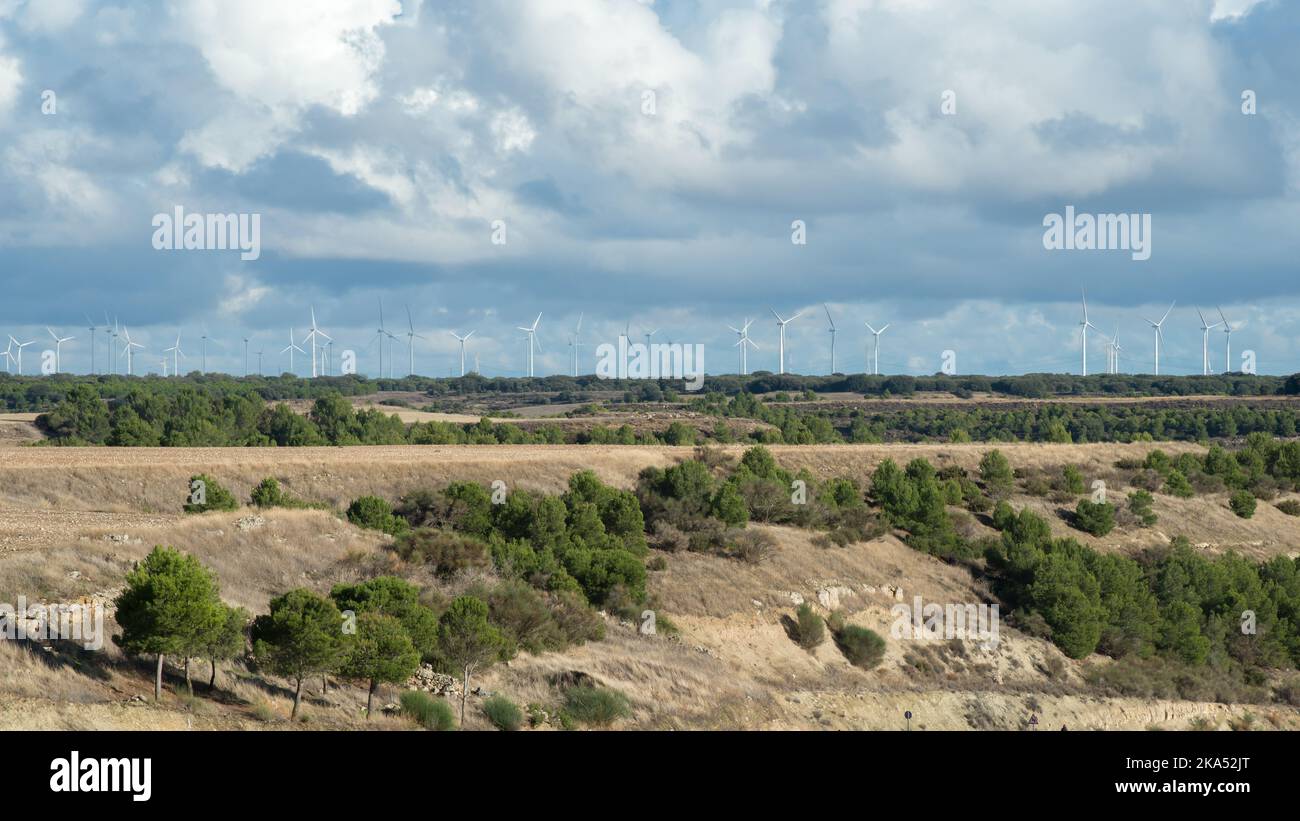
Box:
816, 585, 854, 610
409, 663, 461, 697
235, 515, 266, 531
788, 591, 804, 606
751, 599, 763, 609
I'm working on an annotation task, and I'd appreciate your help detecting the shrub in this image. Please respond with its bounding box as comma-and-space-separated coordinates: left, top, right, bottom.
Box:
183, 473, 238, 513
1073, 500, 1116, 536
1127, 490, 1158, 527
347, 495, 408, 535
729, 529, 775, 564
979, 450, 1014, 497
562, 685, 631, 727
1229, 490, 1257, 519
1163, 470, 1194, 499
1062, 465, 1085, 495
1275, 499, 1300, 516
834, 625, 887, 669
392, 528, 490, 577
250, 477, 283, 508
482, 695, 524, 731
795, 603, 824, 650
400, 690, 456, 731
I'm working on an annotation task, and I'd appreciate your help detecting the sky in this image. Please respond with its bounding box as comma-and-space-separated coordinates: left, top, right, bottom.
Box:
1, 0, 1298, 378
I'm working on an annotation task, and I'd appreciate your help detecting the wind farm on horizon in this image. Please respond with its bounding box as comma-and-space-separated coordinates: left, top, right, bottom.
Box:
0, 293, 1261, 381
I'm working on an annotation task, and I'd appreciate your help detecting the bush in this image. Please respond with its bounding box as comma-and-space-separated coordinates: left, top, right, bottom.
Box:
183, 473, 238, 513
392, 528, 490, 577
1229, 490, 1257, 519
562, 685, 631, 727
400, 690, 455, 731
729, 529, 775, 564
347, 495, 408, 535
834, 625, 887, 669
1062, 465, 1085, 495
250, 477, 284, 508
1127, 490, 1158, 527
1073, 500, 1116, 536
795, 602, 824, 650
979, 450, 1014, 497
1163, 470, 1195, 499
1275, 499, 1300, 516
481, 695, 524, 731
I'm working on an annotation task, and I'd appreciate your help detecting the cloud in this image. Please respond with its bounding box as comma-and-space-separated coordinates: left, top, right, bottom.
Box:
170, 0, 405, 171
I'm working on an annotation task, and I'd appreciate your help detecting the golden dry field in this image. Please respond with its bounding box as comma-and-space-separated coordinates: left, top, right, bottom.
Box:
3, 438, 1300, 731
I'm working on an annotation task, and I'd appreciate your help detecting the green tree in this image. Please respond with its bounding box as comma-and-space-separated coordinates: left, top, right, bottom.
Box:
346, 495, 407, 535
182, 473, 238, 513
342, 612, 421, 718
979, 450, 1014, 497
435, 596, 509, 725
1073, 500, 1116, 536
1229, 489, 1256, 519
250, 477, 285, 508
113, 547, 226, 701
1127, 490, 1158, 527
199, 605, 249, 691
251, 589, 348, 719
330, 576, 439, 659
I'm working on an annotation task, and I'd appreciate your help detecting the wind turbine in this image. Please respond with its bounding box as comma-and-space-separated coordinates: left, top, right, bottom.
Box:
1195, 308, 1223, 376
304, 307, 331, 379
199, 324, 223, 373
1218, 306, 1239, 373
1, 339, 14, 374
8, 335, 35, 375
824, 304, 838, 374
517, 313, 542, 377
403, 306, 424, 376
84, 314, 100, 374
105, 314, 118, 375
1079, 290, 1098, 376
119, 327, 143, 376
769, 308, 803, 375
864, 321, 890, 375
372, 300, 393, 378
728, 319, 758, 375
243, 337, 250, 377
567, 314, 584, 377
643, 327, 658, 352
281, 329, 306, 375
1108, 328, 1123, 374
1144, 302, 1175, 375
256, 349, 264, 376
47, 327, 74, 374
450, 330, 475, 377
165, 334, 185, 377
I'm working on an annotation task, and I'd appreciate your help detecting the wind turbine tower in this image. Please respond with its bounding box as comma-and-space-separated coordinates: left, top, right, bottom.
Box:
769, 308, 804, 375
864, 321, 890, 376
824, 304, 838, 374
517, 313, 542, 377
1196, 308, 1223, 376
1144, 302, 1175, 375
1079, 290, 1098, 376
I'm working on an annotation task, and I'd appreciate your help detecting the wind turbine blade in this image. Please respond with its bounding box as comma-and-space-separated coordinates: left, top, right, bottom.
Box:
1218, 305, 1229, 326
1159, 302, 1175, 324
575, 313, 583, 333
532, 313, 542, 331
864, 322, 877, 334
770, 308, 784, 322
824, 303, 835, 329
879, 324, 890, 334
465, 330, 474, 340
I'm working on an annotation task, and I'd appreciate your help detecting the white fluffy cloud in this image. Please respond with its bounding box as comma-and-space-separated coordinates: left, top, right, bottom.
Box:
171, 0, 405, 171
